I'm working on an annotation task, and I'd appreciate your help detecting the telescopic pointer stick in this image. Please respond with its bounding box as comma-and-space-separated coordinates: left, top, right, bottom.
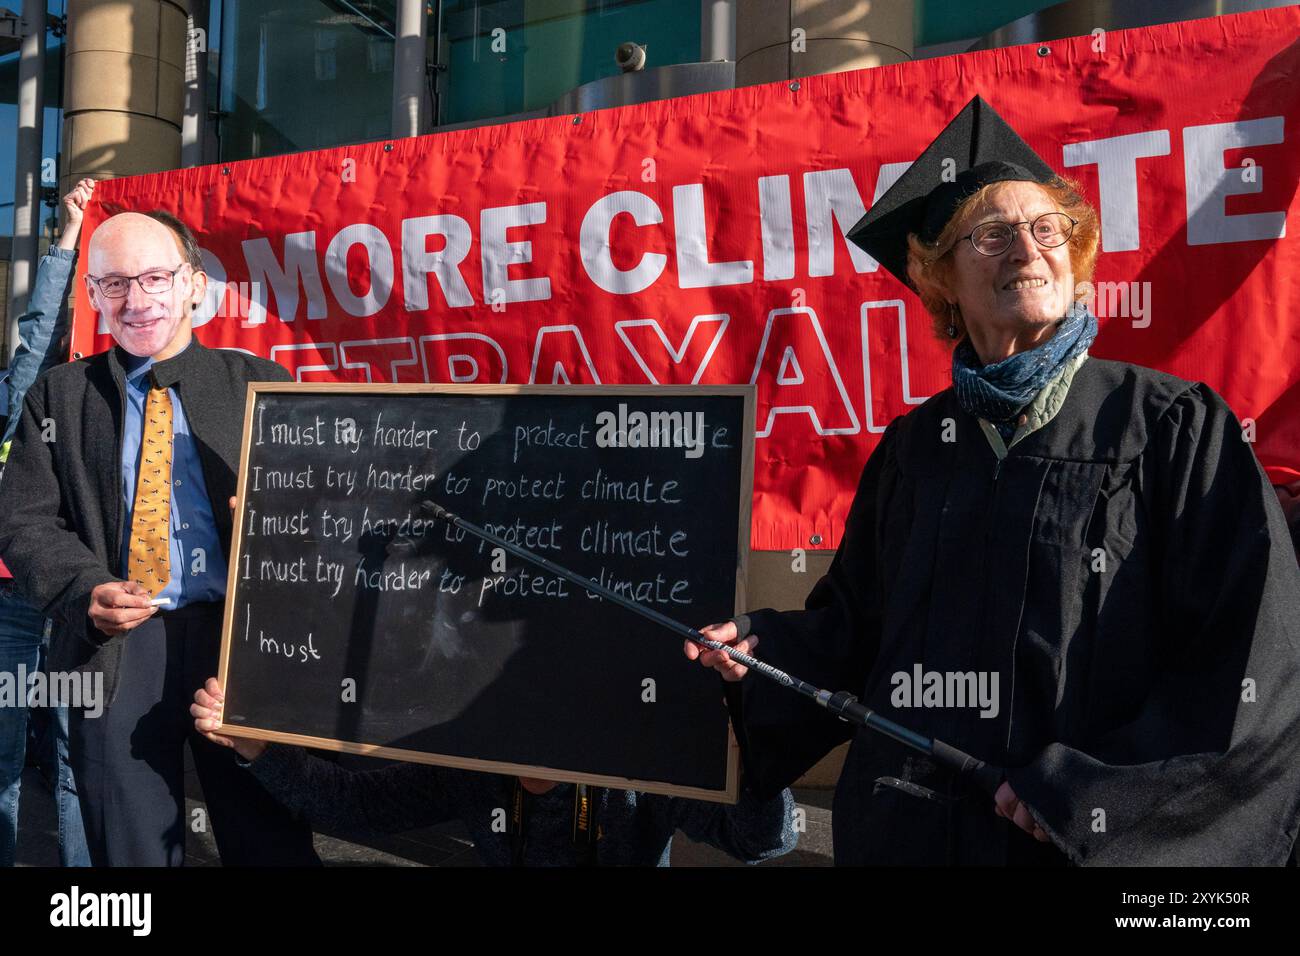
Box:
411, 499, 1005, 797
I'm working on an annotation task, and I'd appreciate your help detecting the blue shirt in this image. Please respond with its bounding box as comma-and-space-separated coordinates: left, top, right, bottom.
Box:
120, 342, 227, 607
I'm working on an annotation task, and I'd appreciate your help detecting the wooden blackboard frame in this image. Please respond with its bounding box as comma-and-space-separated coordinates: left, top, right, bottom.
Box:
216, 382, 754, 803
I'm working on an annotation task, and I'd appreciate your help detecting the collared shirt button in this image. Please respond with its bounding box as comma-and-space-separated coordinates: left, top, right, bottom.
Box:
174, 479, 182, 486
182, 522, 190, 530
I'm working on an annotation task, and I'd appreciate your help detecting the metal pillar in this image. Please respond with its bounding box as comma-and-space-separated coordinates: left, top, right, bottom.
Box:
6, 0, 47, 363
392, 0, 428, 138
701, 0, 735, 62
61, 0, 186, 196
181, 0, 210, 167
735, 0, 912, 88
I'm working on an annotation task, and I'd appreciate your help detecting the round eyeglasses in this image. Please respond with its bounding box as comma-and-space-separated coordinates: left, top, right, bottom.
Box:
957, 212, 1078, 257
88, 264, 187, 298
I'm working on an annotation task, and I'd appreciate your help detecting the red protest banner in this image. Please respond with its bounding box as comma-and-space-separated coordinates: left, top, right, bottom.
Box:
73, 7, 1300, 550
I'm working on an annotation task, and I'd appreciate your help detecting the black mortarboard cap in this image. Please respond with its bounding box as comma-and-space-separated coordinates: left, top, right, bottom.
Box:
846, 95, 1060, 290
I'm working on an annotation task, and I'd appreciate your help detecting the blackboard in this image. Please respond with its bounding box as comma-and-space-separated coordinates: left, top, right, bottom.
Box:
217, 384, 752, 802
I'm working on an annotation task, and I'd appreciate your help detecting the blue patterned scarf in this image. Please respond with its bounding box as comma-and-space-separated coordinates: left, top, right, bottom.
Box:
952, 302, 1098, 442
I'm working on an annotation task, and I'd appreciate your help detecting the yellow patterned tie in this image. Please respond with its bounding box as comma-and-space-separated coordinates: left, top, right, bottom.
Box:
127, 380, 174, 597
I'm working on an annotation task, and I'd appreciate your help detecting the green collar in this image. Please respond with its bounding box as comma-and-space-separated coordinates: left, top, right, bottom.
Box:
978, 350, 1090, 460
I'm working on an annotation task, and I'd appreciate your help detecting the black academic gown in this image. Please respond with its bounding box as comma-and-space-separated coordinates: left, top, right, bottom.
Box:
732, 357, 1300, 865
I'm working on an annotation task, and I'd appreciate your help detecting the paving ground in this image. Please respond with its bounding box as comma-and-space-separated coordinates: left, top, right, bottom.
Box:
13, 749, 834, 867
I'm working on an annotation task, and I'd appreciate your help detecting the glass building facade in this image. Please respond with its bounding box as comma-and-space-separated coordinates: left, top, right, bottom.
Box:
207, 0, 705, 162
438, 0, 701, 126
0, 0, 1077, 232
210, 0, 397, 160
0, 0, 67, 240
0, 0, 1070, 344
200, 0, 1077, 163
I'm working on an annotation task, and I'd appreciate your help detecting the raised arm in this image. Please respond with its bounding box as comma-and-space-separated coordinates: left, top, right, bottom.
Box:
3, 180, 93, 445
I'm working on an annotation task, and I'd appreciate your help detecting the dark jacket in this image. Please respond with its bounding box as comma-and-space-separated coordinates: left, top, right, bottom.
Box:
732, 357, 1300, 865
244, 744, 797, 866
0, 339, 291, 699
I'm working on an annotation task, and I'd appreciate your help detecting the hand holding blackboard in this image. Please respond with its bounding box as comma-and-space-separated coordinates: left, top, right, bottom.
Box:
193, 678, 265, 762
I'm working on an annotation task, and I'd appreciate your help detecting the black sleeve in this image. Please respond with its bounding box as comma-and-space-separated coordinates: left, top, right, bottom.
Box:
0, 383, 118, 624
1006, 383, 1300, 865
729, 421, 900, 798
244, 745, 456, 835
661, 787, 798, 863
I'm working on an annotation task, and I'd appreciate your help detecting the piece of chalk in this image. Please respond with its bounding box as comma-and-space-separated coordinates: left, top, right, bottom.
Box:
150, 597, 172, 606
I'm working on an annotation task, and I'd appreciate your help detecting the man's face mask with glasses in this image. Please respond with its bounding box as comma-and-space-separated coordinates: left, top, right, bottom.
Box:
87, 265, 189, 299
84, 214, 206, 360
88, 261, 194, 358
